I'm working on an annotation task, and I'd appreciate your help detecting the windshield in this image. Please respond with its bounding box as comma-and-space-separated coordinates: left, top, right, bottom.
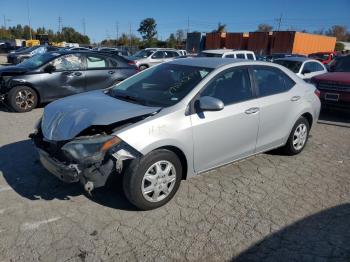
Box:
197, 52, 222, 58
19, 52, 60, 69
309, 53, 330, 60
331, 57, 350, 72
133, 50, 154, 58
274, 60, 302, 73
109, 63, 213, 107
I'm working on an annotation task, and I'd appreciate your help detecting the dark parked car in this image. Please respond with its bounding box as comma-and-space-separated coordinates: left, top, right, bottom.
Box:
7, 45, 60, 64
311, 55, 350, 110
266, 53, 306, 62
0, 50, 138, 112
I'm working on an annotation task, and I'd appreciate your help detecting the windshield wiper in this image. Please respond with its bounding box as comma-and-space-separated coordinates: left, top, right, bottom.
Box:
109, 91, 147, 105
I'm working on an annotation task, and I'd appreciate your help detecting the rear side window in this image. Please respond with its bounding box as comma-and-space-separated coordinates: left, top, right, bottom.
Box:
152, 51, 164, 59
201, 67, 253, 106
247, 53, 254, 60
225, 54, 235, 58
303, 62, 324, 72
252, 67, 295, 97
86, 55, 108, 69
236, 53, 245, 59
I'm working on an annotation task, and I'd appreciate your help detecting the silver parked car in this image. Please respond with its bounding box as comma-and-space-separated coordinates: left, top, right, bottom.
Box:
129, 48, 181, 70
31, 58, 321, 210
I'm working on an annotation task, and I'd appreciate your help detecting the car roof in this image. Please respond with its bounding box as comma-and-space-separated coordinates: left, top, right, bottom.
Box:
168, 57, 266, 68
202, 49, 253, 54
274, 57, 312, 62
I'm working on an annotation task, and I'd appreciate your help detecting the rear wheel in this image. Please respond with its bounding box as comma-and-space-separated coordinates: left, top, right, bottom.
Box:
139, 65, 148, 71
282, 116, 310, 155
123, 149, 182, 210
8, 86, 38, 112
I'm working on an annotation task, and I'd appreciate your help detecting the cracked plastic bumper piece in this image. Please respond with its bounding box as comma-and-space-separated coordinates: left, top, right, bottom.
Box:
38, 149, 79, 183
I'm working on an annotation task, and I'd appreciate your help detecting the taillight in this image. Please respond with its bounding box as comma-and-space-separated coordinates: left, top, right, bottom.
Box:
314, 89, 320, 98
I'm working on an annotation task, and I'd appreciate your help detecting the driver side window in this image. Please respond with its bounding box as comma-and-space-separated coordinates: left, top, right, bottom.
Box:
200, 67, 253, 106
50, 54, 83, 71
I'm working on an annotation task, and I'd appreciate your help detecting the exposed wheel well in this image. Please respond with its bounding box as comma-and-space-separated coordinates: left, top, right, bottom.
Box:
301, 112, 313, 128
156, 146, 188, 180
139, 64, 149, 69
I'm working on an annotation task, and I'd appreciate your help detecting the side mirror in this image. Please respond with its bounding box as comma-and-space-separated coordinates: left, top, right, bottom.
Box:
197, 96, 224, 112
44, 64, 56, 73
302, 69, 311, 75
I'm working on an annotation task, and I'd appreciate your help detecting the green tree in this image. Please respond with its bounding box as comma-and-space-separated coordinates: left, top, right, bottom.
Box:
213, 23, 226, 33
167, 33, 176, 48
257, 24, 273, 32
138, 18, 157, 45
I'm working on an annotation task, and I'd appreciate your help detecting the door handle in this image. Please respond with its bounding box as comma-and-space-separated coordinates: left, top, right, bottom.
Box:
291, 96, 301, 101
245, 107, 260, 114
108, 70, 116, 74
74, 72, 82, 76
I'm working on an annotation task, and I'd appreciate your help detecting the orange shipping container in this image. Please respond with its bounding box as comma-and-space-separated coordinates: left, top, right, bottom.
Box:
271, 31, 336, 55
292, 32, 336, 55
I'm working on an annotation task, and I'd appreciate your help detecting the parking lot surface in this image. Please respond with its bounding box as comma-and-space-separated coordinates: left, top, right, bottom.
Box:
0, 107, 349, 261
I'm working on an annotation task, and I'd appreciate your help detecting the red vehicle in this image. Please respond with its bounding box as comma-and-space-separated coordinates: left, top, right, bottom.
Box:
311, 55, 350, 110
309, 51, 337, 65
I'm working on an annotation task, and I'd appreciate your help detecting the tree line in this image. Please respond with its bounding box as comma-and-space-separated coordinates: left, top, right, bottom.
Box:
0, 24, 90, 44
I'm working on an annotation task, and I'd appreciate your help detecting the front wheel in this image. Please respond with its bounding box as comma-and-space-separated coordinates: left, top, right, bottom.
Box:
282, 116, 310, 155
123, 149, 182, 210
7, 86, 38, 112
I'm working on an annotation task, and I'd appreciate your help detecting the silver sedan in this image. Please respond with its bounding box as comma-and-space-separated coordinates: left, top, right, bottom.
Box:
32, 58, 321, 210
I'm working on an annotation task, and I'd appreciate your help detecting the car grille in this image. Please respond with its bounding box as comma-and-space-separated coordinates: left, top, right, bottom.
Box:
318, 82, 350, 92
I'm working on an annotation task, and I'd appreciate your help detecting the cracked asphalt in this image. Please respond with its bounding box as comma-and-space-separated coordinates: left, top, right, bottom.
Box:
0, 107, 349, 262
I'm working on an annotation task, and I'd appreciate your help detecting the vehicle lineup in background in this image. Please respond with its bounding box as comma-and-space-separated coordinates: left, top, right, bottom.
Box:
198, 49, 256, 60
0, 50, 138, 112
128, 48, 181, 70
7, 45, 59, 64
274, 57, 327, 80
31, 58, 321, 210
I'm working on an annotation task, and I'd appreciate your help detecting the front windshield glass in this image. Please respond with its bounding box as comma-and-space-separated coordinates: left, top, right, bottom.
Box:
109, 63, 213, 107
19, 52, 60, 69
309, 53, 329, 60
274, 60, 302, 73
133, 50, 154, 58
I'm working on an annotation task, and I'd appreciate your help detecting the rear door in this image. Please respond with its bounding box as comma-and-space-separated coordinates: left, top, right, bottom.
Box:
191, 67, 260, 172
83, 54, 117, 90
251, 66, 298, 152
38, 53, 86, 100
149, 51, 165, 66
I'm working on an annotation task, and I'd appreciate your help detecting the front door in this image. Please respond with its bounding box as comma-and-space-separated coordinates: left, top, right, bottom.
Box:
191, 67, 260, 172
39, 53, 86, 100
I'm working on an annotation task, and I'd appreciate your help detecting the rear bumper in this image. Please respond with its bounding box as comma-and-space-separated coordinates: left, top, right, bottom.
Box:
319, 90, 350, 110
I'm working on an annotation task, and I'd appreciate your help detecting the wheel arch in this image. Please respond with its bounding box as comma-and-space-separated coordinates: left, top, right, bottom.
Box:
301, 112, 313, 128
9, 83, 41, 104
152, 145, 189, 180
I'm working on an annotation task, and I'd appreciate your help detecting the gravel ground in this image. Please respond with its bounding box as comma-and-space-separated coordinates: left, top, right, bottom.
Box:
0, 106, 349, 261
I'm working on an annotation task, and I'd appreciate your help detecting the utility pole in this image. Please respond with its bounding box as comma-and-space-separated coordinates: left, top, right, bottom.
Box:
27, 0, 32, 39
187, 16, 190, 34
115, 21, 119, 40
82, 18, 86, 35
276, 13, 283, 31
129, 23, 132, 48
58, 16, 62, 33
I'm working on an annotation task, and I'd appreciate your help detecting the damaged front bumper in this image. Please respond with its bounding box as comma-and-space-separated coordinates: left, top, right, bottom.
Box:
31, 130, 141, 193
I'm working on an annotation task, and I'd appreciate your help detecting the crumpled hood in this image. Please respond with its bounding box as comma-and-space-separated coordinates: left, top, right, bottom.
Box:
0, 66, 28, 76
41, 90, 161, 141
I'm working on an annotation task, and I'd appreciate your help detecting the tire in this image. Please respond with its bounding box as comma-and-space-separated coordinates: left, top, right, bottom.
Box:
139, 65, 148, 71
7, 86, 38, 112
123, 149, 182, 210
282, 116, 310, 155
